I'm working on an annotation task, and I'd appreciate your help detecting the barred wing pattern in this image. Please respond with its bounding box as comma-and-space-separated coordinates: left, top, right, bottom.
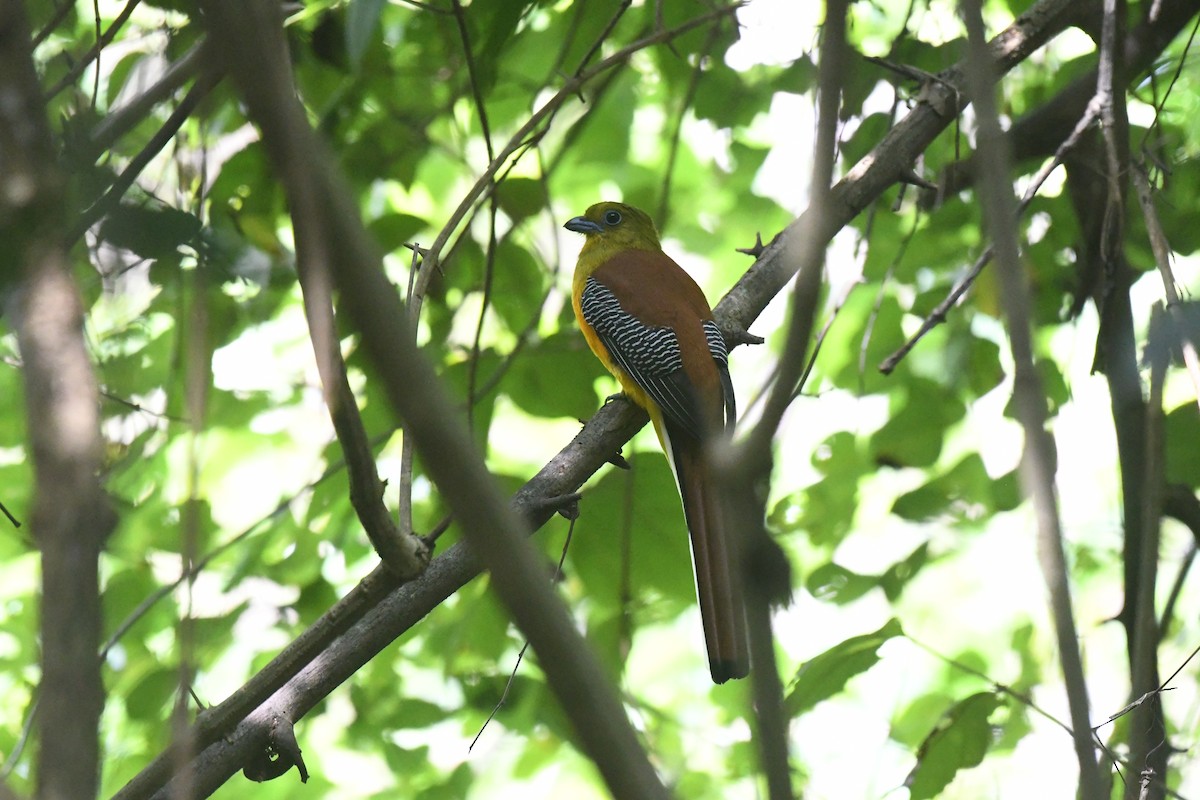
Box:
581, 276, 731, 438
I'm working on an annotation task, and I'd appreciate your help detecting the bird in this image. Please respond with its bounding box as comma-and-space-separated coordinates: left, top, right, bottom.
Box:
564, 201, 748, 683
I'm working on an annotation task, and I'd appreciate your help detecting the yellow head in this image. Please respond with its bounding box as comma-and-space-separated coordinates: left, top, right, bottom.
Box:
563, 202, 661, 261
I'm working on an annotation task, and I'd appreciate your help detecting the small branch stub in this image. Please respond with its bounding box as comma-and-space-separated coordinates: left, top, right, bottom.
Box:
736, 232, 765, 258
242, 715, 308, 784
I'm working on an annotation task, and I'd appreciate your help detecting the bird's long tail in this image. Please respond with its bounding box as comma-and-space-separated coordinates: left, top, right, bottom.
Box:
661, 422, 749, 683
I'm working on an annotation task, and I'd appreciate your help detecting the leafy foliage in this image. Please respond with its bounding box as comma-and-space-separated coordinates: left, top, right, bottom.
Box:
5, 0, 1200, 798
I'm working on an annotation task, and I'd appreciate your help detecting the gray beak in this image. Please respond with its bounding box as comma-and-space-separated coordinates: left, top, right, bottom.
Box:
564, 216, 604, 235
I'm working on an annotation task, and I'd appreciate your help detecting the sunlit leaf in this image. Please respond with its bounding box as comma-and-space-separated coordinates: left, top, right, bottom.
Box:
785, 619, 902, 718
906, 692, 1002, 799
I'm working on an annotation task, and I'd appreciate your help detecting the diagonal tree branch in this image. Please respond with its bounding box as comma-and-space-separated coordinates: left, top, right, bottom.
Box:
115, 0, 1096, 794
930, 0, 1200, 204
714, 0, 1079, 328
191, 3, 671, 799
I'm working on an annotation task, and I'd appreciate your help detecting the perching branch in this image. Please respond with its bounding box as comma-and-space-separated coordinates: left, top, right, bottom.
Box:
116, 0, 1096, 794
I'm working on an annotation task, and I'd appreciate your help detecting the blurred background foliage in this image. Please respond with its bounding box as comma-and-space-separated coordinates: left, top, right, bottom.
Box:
4, 0, 1200, 797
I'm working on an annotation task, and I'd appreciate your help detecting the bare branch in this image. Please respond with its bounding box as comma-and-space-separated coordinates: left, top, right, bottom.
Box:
87, 41, 209, 158
959, 0, 1104, 795
289, 94, 429, 578
44, 0, 142, 99
69, 72, 220, 243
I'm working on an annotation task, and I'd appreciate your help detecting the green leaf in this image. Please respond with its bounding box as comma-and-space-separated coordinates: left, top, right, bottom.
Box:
1165, 404, 1200, 487
880, 543, 931, 601
776, 431, 870, 548
503, 331, 604, 420
125, 668, 177, 721
841, 112, 893, 168
785, 619, 902, 718
495, 178, 547, 223
1157, 157, 1200, 255
345, 0, 385, 70
472, 0, 532, 92
693, 65, 764, 128
571, 452, 693, 617
98, 204, 201, 260
806, 545, 930, 606
871, 378, 965, 468
892, 454, 994, 523
367, 213, 428, 255
490, 239, 545, 332
906, 692, 1003, 799
805, 562, 877, 605
390, 698, 449, 729
826, 292, 908, 395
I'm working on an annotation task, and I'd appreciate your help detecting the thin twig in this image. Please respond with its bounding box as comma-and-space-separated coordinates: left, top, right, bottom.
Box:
69, 73, 219, 243
1138, 11, 1200, 152
0, 692, 38, 782
879, 94, 1104, 374
100, 390, 188, 423
906, 634, 1075, 736
574, 0, 633, 77
44, 0, 142, 100
1131, 165, 1200, 410
1157, 541, 1195, 640
100, 451, 355, 659
451, 0, 500, 428
88, 41, 209, 159
657, 23, 722, 227
465, 197, 499, 427
398, 245, 423, 537
470, 514, 577, 751
32, 0, 75, 48
450, 0, 495, 162
90, 0, 101, 107
413, 3, 740, 305
859, 211, 918, 387
0, 499, 20, 528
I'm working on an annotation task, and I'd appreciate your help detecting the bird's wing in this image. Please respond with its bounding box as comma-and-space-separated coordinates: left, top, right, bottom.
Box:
580, 275, 710, 438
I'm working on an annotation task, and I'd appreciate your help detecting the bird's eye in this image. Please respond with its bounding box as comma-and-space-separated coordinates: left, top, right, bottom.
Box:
603, 209, 623, 226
